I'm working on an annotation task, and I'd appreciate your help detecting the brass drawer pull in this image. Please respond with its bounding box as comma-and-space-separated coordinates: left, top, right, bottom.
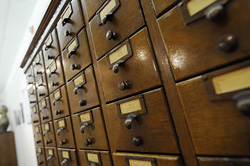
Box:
46, 140, 51, 145
70, 64, 79, 70
60, 139, 67, 145
218, 34, 238, 52
43, 130, 49, 136
73, 85, 83, 95
106, 30, 116, 40
47, 55, 54, 60
64, 30, 71, 37
80, 122, 89, 133
133, 136, 142, 146
234, 91, 250, 116
125, 114, 137, 129
118, 81, 130, 90
57, 127, 65, 136
67, 51, 75, 58
55, 110, 62, 115
84, 138, 92, 146
52, 98, 60, 106
61, 158, 68, 166
51, 82, 58, 87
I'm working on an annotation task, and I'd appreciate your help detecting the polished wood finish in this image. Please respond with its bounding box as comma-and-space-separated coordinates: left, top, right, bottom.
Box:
78, 150, 112, 166
81, 0, 106, 21
34, 125, 44, 146
36, 72, 49, 101
31, 104, 41, 125
67, 66, 99, 114
58, 148, 78, 166
39, 97, 53, 123
89, 0, 145, 59
97, 28, 161, 102
198, 157, 250, 166
151, 0, 179, 16
45, 147, 60, 166
62, 28, 91, 81
72, 107, 109, 150
36, 146, 47, 166
42, 122, 57, 147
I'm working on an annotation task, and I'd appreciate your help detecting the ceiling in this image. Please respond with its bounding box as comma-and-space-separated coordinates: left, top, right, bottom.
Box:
0, 0, 38, 94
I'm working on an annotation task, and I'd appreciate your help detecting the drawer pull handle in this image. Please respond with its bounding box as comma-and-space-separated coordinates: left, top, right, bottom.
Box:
46, 140, 51, 145
61, 158, 68, 166
47, 155, 52, 161
57, 127, 65, 136
28, 82, 33, 84
55, 110, 62, 115
118, 81, 130, 90
234, 91, 250, 116
133, 136, 142, 146
106, 30, 116, 40
37, 152, 42, 157
70, 64, 79, 70
51, 82, 58, 87
37, 71, 43, 75
60, 139, 67, 145
33, 120, 38, 123
73, 85, 83, 95
205, 3, 224, 20
80, 123, 89, 133
218, 34, 238, 52
67, 51, 75, 59
43, 130, 49, 136
48, 71, 56, 78
52, 98, 61, 106
79, 100, 87, 107
102, 14, 112, 24
84, 138, 92, 146
36, 140, 41, 144
38, 161, 44, 165
47, 55, 54, 60
125, 114, 137, 129
42, 116, 49, 120
62, 17, 69, 26
39, 93, 45, 97
64, 30, 71, 37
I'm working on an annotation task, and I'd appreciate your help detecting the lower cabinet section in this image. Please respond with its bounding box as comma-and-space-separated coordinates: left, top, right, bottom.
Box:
36, 146, 46, 166
198, 157, 250, 166
78, 150, 112, 166
58, 148, 78, 166
113, 153, 183, 166
45, 147, 59, 166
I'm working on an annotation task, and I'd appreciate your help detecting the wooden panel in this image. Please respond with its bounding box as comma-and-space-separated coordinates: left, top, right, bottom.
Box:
42, 122, 57, 147
78, 150, 112, 166
58, 148, 78, 166
45, 147, 59, 166
151, 0, 179, 16
31, 104, 41, 125
39, 97, 52, 123
36, 146, 46, 166
36, 72, 49, 101
81, 0, 106, 20
34, 125, 44, 146
198, 157, 250, 166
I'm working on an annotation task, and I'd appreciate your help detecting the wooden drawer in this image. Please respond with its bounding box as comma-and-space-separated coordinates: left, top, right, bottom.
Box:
28, 84, 37, 103
26, 66, 35, 85
89, 0, 145, 59
50, 85, 70, 120
158, 0, 250, 81
67, 66, 99, 114
42, 122, 56, 147
33, 51, 45, 76
198, 157, 250, 166
54, 116, 75, 148
45, 147, 59, 166
57, 0, 84, 50
39, 97, 52, 123
72, 107, 109, 150
81, 0, 106, 21
31, 104, 40, 125
36, 146, 46, 166
78, 150, 112, 166
62, 29, 91, 82
43, 29, 60, 68
34, 125, 43, 146
36, 72, 49, 101
177, 60, 250, 156
97, 28, 161, 102
46, 56, 65, 94
58, 148, 78, 166
113, 153, 183, 166
105, 88, 180, 153
152, 0, 179, 16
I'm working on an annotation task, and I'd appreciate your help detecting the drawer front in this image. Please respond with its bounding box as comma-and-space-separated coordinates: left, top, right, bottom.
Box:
198, 157, 250, 166
50, 85, 70, 120
81, 0, 106, 21
113, 153, 183, 166
26, 66, 35, 85
36, 72, 49, 101
158, 1, 250, 81
89, 0, 145, 59
42, 122, 56, 147
43, 29, 60, 68
62, 29, 91, 81
177, 61, 250, 156
67, 66, 99, 114
31, 104, 41, 125
36, 146, 46, 166
97, 28, 161, 102
33, 51, 45, 75
39, 97, 52, 123
152, 0, 179, 16
34, 125, 43, 146
72, 107, 109, 150
46, 56, 65, 94
78, 150, 112, 166
28, 84, 37, 103
54, 116, 75, 148
57, 0, 84, 50
105, 88, 180, 153
58, 148, 78, 166
46, 147, 59, 166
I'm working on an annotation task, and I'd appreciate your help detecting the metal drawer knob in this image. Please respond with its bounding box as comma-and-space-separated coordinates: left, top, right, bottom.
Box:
106, 30, 116, 40
51, 82, 58, 87
37, 71, 43, 75
234, 91, 250, 116
39, 93, 45, 97
38, 161, 44, 165
70, 64, 79, 70
33, 120, 38, 123
79, 100, 87, 107
42, 116, 49, 120
133, 137, 142, 146
218, 34, 238, 52
47, 155, 52, 161
102, 14, 111, 24
47, 55, 54, 60
118, 81, 129, 90
85, 138, 92, 146
43, 130, 49, 136
60, 139, 67, 145
46, 140, 51, 145
125, 114, 137, 129
57, 127, 65, 136
36, 140, 41, 144
205, 4, 224, 20
64, 30, 71, 37
67, 50, 76, 58
55, 110, 62, 115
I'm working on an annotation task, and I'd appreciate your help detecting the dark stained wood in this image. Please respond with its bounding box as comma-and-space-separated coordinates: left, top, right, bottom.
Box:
46, 56, 65, 94
36, 72, 49, 102
105, 88, 180, 154
57, 0, 85, 51
50, 85, 71, 120
151, 0, 179, 17
81, 0, 106, 21
72, 107, 109, 150
62, 28, 92, 82
39, 97, 53, 123
31, 104, 41, 125
140, 0, 198, 165
42, 122, 57, 147
43, 28, 60, 68
198, 157, 250, 166
97, 28, 162, 102
113, 152, 184, 166
54, 116, 76, 148
66, 66, 99, 114
177, 74, 250, 156
36, 146, 47, 166
45, 147, 60, 166
57, 148, 78, 166
78, 150, 112, 166
89, 0, 145, 59
158, 1, 250, 81
33, 125, 44, 146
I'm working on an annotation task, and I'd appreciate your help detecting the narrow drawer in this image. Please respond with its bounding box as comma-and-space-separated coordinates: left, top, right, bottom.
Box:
89, 0, 145, 59
78, 150, 112, 166
42, 122, 56, 147
54, 116, 75, 148
46, 56, 65, 94
105, 88, 180, 153
33, 125, 43, 146
198, 157, 250, 166
72, 107, 109, 150
31, 104, 40, 125
27, 84, 37, 103
26, 66, 35, 85
36, 146, 46, 166
177, 60, 250, 156
50, 85, 70, 120
39, 97, 52, 123
62, 29, 91, 81
43, 29, 60, 68
67, 66, 99, 114
152, 0, 179, 16
36, 72, 49, 101
113, 152, 183, 166
33, 51, 45, 76
81, 0, 106, 21
158, 0, 250, 81
45, 147, 59, 166
57, 0, 84, 50
97, 28, 161, 102
58, 148, 78, 166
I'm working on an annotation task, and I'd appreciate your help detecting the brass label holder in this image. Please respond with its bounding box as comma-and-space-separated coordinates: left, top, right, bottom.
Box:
86, 151, 102, 165
125, 156, 157, 166
61, 3, 73, 26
